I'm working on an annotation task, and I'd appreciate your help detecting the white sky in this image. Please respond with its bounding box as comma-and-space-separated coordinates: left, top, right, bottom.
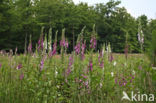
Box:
73, 0, 156, 19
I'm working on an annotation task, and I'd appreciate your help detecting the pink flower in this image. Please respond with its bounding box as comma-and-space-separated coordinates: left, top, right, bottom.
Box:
49, 42, 57, 57
74, 42, 81, 54
81, 74, 87, 79
88, 61, 93, 71
66, 55, 73, 76
98, 50, 104, 68
90, 36, 96, 49
109, 53, 114, 62
60, 39, 68, 48
16, 64, 22, 70
138, 65, 142, 70
20, 73, 24, 80
0, 63, 2, 69
38, 36, 44, 50
40, 56, 47, 71
81, 43, 86, 60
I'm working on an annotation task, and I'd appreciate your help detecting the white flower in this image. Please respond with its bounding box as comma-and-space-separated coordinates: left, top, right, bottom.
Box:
132, 70, 135, 75
124, 62, 127, 66
113, 61, 117, 66
111, 72, 114, 77
100, 83, 103, 88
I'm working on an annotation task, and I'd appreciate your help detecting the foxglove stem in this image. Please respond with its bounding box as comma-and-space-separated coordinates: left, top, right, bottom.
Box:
66, 55, 73, 76
40, 56, 46, 72
0, 63, 2, 69
81, 42, 86, 60
124, 45, 128, 60
49, 42, 57, 57
20, 73, 24, 80
90, 36, 96, 49
74, 42, 81, 54
88, 60, 93, 71
109, 53, 114, 62
28, 43, 32, 53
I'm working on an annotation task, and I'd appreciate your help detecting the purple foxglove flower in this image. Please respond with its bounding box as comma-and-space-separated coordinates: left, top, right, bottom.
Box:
66, 68, 71, 76
60, 39, 66, 47
138, 65, 142, 70
38, 36, 44, 50
81, 43, 86, 60
0, 63, 2, 69
123, 81, 127, 86
20, 73, 24, 80
109, 53, 114, 62
68, 56, 73, 66
90, 36, 96, 49
40, 56, 47, 71
81, 74, 87, 79
65, 41, 69, 48
40, 59, 44, 71
17, 64, 22, 70
88, 61, 93, 71
66, 55, 73, 76
115, 79, 118, 84
74, 42, 81, 54
100, 61, 104, 68
49, 43, 57, 57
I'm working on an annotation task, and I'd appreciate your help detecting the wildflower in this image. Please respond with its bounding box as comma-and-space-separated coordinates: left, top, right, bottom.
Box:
60, 39, 68, 48
90, 36, 96, 49
124, 45, 128, 59
74, 42, 81, 54
66, 55, 73, 76
40, 56, 47, 71
60, 39, 66, 47
28, 43, 32, 53
65, 40, 69, 48
100, 83, 103, 88
111, 72, 114, 77
88, 60, 93, 71
138, 65, 142, 70
98, 50, 104, 68
81, 74, 87, 79
115, 79, 118, 84
98, 50, 104, 62
16, 64, 22, 70
0, 63, 2, 69
123, 81, 127, 86
100, 61, 104, 68
81, 42, 86, 60
138, 30, 144, 44
49, 42, 57, 57
66, 68, 71, 76
109, 53, 114, 62
38, 36, 44, 50
20, 73, 24, 80
113, 61, 117, 66
132, 70, 135, 75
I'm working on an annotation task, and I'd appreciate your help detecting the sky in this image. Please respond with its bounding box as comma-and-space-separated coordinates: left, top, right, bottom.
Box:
73, 0, 156, 19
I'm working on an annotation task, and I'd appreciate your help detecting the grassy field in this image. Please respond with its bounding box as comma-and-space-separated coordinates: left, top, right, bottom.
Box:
0, 51, 155, 103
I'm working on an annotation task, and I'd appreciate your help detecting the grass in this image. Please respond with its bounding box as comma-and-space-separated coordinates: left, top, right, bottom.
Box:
0, 51, 155, 103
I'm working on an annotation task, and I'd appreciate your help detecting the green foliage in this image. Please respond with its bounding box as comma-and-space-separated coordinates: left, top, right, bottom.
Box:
0, 0, 154, 53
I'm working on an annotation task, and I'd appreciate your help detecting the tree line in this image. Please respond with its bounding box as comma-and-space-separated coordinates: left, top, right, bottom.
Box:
0, 0, 156, 53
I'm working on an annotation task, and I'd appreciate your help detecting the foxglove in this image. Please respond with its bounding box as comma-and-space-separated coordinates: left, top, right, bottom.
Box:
90, 36, 96, 49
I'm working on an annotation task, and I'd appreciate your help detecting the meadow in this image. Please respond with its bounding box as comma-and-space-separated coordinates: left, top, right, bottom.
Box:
0, 43, 155, 103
